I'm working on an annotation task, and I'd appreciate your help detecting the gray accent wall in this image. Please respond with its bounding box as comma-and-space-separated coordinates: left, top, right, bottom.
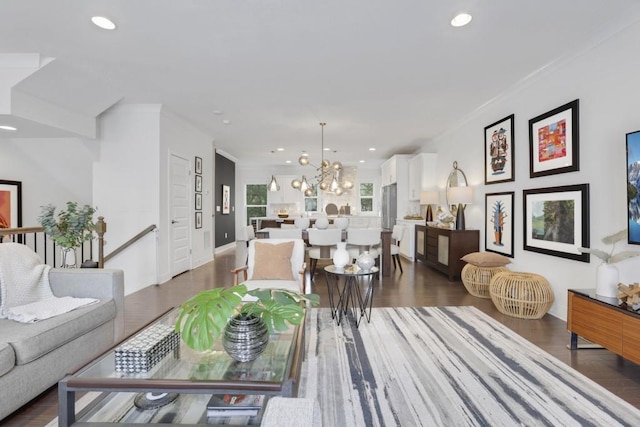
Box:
215, 152, 235, 247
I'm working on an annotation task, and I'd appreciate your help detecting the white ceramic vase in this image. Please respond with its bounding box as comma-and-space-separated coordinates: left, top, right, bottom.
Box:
357, 251, 375, 271
332, 242, 349, 270
595, 262, 620, 298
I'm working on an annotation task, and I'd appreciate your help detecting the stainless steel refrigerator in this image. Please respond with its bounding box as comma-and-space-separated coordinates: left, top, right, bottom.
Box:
381, 183, 397, 230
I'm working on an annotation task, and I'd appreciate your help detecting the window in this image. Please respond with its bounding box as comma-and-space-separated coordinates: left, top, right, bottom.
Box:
304, 186, 318, 212
246, 184, 267, 225
360, 182, 374, 212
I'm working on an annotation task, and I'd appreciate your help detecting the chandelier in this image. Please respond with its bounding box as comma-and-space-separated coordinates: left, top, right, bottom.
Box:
291, 122, 354, 196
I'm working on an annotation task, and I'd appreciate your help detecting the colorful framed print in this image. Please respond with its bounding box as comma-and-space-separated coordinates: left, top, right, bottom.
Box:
222, 185, 230, 214
627, 130, 640, 244
485, 191, 515, 257
195, 156, 202, 175
195, 174, 203, 193
523, 184, 589, 262
0, 179, 22, 229
529, 99, 579, 178
195, 192, 202, 211
195, 211, 203, 229
484, 115, 515, 184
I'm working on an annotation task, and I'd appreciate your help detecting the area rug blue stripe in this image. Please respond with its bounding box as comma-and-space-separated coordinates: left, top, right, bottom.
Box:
299, 306, 640, 427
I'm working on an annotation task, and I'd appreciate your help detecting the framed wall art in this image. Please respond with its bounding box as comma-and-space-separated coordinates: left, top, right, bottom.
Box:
485, 191, 515, 257
195, 211, 203, 229
0, 179, 22, 229
529, 99, 579, 178
195, 174, 203, 193
195, 156, 202, 175
627, 130, 640, 244
222, 184, 230, 214
484, 114, 515, 184
523, 184, 589, 262
195, 192, 202, 211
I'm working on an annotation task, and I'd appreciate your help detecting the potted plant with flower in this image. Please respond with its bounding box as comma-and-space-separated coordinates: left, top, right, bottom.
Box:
578, 228, 640, 297
175, 285, 319, 362
38, 201, 97, 268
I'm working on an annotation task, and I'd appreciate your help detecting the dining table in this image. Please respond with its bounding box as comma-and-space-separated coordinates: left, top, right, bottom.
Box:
256, 228, 393, 277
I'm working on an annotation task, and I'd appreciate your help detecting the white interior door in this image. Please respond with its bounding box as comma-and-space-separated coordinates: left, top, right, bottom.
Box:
170, 154, 191, 276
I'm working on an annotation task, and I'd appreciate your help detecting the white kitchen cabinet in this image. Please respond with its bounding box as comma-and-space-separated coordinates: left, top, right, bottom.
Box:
381, 155, 410, 186
408, 153, 438, 200
267, 175, 301, 205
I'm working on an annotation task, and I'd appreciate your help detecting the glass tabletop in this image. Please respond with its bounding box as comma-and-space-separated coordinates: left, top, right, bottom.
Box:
325, 264, 379, 276
74, 308, 298, 385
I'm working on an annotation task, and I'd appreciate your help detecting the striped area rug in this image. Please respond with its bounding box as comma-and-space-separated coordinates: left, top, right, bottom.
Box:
299, 306, 640, 427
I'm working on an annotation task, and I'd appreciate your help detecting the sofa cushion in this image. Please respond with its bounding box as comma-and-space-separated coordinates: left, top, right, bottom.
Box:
1, 299, 115, 365
0, 342, 15, 377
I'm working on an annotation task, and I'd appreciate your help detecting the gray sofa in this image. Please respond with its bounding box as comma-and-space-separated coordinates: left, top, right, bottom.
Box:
0, 268, 124, 421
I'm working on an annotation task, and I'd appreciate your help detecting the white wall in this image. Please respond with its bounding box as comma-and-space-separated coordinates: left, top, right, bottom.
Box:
0, 137, 96, 224
426, 20, 640, 320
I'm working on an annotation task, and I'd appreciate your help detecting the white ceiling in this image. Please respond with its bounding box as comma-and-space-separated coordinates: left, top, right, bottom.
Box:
2, 0, 640, 167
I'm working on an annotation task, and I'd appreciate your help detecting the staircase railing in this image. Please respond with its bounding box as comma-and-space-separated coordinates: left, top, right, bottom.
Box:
103, 224, 157, 264
0, 217, 107, 268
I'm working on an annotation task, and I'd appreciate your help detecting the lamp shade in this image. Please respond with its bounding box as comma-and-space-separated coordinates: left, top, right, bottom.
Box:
420, 190, 439, 205
268, 175, 280, 191
448, 186, 473, 205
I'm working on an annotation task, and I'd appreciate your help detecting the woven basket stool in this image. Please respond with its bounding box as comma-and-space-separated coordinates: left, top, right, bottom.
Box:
489, 271, 554, 319
461, 264, 509, 298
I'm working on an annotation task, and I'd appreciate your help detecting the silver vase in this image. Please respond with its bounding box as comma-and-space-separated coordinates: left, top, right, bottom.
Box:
222, 314, 269, 362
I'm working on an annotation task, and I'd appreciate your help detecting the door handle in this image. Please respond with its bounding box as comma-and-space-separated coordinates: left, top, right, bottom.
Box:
171, 220, 178, 224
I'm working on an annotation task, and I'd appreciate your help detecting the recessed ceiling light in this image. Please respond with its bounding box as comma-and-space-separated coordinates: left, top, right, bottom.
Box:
451, 13, 472, 27
323, 147, 330, 151
276, 148, 284, 152
369, 147, 376, 151
359, 160, 366, 163
212, 110, 224, 115
91, 16, 116, 30
285, 160, 292, 164
0, 125, 17, 131
222, 119, 231, 125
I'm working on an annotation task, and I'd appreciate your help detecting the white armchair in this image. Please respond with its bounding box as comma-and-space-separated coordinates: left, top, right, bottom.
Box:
231, 238, 307, 294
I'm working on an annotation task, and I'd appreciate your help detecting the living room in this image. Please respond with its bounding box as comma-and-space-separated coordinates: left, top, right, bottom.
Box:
3, 1, 640, 425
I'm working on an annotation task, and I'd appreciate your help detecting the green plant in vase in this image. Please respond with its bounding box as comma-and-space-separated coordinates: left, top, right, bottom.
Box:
38, 201, 97, 267
175, 285, 319, 361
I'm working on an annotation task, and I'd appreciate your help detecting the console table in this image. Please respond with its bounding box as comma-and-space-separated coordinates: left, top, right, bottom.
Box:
421, 226, 479, 280
567, 289, 640, 365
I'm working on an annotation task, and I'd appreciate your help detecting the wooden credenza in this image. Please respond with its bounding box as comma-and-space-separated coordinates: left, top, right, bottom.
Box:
567, 289, 640, 365
422, 226, 479, 280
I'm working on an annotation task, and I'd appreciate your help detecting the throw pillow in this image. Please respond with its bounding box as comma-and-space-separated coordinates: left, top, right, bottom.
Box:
461, 251, 511, 267
251, 241, 295, 280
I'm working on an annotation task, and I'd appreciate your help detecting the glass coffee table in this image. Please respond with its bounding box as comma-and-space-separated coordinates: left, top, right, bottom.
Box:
58, 307, 306, 426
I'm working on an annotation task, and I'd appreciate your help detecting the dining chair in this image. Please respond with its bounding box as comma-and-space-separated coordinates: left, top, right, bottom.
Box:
269, 228, 303, 239
346, 228, 381, 265
307, 228, 343, 278
390, 224, 405, 273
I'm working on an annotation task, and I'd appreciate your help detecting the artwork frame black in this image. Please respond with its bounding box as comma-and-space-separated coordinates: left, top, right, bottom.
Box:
0, 179, 22, 229
195, 211, 203, 229
195, 156, 203, 175
485, 191, 515, 258
529, 99, 579, 178
484, 114, 515, 184
523, 184, 589, 262
627, 130, 640, 244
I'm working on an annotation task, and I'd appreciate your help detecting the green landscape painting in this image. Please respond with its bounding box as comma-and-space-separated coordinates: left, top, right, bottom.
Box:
531, 199, 575, 244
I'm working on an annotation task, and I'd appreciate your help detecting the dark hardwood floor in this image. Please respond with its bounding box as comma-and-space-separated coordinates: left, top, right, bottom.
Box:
4, 244, 640, 426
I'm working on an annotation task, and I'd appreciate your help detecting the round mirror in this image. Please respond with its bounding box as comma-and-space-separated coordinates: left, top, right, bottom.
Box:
445, 161, 468, 210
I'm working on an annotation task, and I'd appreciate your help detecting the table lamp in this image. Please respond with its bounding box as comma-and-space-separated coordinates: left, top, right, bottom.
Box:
420, 190, 440, 224
448, 186, 473, 230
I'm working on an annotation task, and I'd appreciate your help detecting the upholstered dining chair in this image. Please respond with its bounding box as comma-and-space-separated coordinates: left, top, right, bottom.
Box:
241, 224, 256, 247
307, 228, 343, 278
268, 228, 303, 239
231, 238, 308, 294
346, 228, 382, 273
390, 224, 405, 273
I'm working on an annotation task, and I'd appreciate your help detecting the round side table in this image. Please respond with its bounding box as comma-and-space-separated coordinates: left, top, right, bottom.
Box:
324, 264, 378, 327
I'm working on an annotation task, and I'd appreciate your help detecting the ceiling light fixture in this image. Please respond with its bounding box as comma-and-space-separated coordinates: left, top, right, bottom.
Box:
91, 16, 116, 30
268, 175, 280, 192
451, 13, 472, 27
0, 125, 17, 131
291, 122, 354, 197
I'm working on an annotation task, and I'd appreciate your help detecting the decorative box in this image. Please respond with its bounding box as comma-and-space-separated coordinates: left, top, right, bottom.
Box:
115, 324, 180, 373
